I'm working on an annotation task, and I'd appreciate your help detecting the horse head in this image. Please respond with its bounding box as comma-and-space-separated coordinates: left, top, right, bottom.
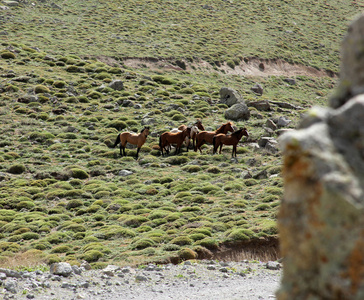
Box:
225, 122, 234, 133
142, 127, 150, 136
190, 125, 199, 135
242, 127, 249, 137
195, 119, 205, 131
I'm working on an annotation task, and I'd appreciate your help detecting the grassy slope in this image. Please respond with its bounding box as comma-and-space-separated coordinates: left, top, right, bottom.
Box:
2, 0, 360, 71
0, 0, 360, 268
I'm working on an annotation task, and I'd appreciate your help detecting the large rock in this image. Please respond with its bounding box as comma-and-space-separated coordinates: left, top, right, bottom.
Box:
219, 87, 243, 107
277, 14, 364, 299
224, 102, 250, 121
109, 80, 124, 91
50, 262, 73, 277
331, 13, 364, 108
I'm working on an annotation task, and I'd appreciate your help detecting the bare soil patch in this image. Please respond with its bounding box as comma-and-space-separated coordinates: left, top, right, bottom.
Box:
115, 56, 336, 78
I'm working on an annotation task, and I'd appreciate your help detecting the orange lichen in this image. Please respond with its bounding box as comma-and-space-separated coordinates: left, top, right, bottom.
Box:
342, 235, 364, 294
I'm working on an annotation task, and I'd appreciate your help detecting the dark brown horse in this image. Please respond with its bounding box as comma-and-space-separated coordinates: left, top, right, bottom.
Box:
113, 127, 150, 159
212, 127, 249, 157
159, 127, 191, 156
177, 119, 205, 149
195, 122, 234, 154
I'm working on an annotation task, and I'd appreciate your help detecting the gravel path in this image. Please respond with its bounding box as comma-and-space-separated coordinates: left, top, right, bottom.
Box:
0, 260, 282, 300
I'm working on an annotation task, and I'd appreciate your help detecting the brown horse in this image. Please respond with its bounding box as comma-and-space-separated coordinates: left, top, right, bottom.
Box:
212, 128, 249, 157
177, 119, 205, 149
113, 127, 150, 159
159, 127, 191, 156
194, 122, 234, 153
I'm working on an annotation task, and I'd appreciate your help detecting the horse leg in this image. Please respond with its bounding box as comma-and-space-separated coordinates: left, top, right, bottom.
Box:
232, 145, 236, 157
135, 147, 140, 159
219, 144, 223, 154
186, 138, 190, 152
196, 140, 204, 154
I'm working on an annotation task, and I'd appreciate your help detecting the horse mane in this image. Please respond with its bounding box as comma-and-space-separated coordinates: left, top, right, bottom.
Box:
232, 128, 244, 136
140, 126, 150, 133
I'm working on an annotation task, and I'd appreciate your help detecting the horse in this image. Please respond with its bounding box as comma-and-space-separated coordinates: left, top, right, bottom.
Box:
212, 127, 249, 157
170, 119, 205, 150
194, 122, 234, 154
113, 126, 150, 159
159, 127, 191, 156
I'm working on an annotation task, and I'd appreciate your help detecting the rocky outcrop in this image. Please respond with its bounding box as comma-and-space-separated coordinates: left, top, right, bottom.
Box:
277, 14, 364, 300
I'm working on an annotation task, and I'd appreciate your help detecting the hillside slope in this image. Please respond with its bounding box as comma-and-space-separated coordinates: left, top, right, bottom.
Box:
0, 0, 357, 268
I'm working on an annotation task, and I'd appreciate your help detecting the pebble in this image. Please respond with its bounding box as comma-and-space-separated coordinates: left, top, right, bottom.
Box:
0, 260, 281, 300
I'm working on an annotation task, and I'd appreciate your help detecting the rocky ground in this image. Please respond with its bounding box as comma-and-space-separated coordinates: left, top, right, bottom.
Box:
0, 260, 282, 300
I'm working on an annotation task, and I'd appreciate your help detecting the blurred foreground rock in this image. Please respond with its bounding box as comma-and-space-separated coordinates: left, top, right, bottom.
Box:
278, 13, 364, 300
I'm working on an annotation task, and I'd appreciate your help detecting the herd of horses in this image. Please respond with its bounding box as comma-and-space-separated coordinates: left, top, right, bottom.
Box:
113, 119, 249, 159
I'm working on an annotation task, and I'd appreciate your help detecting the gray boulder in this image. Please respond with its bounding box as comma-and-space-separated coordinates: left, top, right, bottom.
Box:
265, 119, 277, 130
224, 102, 250, 121
50, 262, 73, 277
247, 100, 270, 111
331, 13, 364, 108
109, 80, 124, 91
219, 87, 243, 107
277, 16, 364, 298
277, 116, 291, 127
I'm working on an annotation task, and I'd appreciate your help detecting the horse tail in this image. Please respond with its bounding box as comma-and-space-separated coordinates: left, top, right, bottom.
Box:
113, 133, 121, 148
212, 135, 217, 154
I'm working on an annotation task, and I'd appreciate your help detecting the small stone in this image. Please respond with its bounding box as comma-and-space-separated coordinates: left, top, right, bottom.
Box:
118, 170, 133, 177
266, 261, 281, 270
135, 275, 148, 282
102, 265, 121, 276
80, 261, 92, 271
4, 278, 18, 294
79, 281, 90, 288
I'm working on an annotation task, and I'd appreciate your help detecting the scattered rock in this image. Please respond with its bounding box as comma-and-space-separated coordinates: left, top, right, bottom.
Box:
109, 80, 124, 91
270, 101, 301, 110
266, 261, 281, 270
0, 268, 22, 278
284, 78, 296, 85
141, 117, 156, 125
118, 170, 133, 177
219, 87, 244, 107
102, 265, 121, 276
135, 274, 149, 282
4, 278, 18, 294
224, 102, 250, 121
265, 119, 277, 130
265, 139, 279, 154
277, 116, 291, 127
50, 262, 73, 277
247, 100, 271, 111
251, 83, 263, 95
258, 137, 275, 148
3, 1, 19, 7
